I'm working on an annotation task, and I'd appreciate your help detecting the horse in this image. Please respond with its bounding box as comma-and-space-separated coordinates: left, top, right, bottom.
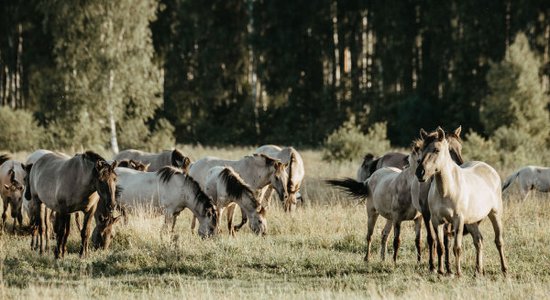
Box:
25, 151, 119, 258
0, 159, 26, 233
502, 166, 550, 201
416, 127, 507, 276
357, 126, 464, 182
188, 154, 287, 233
204, 166, 267, 236
115, 166, 218, 238
411, 126, 465, 272
113, 149, 190, 172
327, 157, 422, 264
254, 145, 305, 212
357, 152, 408, 182
116, 159, 150, 171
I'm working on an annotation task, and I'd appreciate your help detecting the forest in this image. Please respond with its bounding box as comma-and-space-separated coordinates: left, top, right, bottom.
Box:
0, 0, 548, 152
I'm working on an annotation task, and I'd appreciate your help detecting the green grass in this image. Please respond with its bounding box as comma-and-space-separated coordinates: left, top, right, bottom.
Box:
2, 147, 550, 299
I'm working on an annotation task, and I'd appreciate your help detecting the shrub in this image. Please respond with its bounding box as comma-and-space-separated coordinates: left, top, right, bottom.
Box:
0, 107, 45, 152
323, 120, 390, 162
146, 118, 176, 152
462, 130, 499, 167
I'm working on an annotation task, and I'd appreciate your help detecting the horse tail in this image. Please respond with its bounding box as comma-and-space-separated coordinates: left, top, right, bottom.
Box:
24, 164, 33, 201
502, 170, 520, 192
325, 178, 370, 199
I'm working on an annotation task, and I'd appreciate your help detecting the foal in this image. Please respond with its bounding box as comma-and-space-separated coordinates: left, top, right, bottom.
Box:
416, 127, 507, 276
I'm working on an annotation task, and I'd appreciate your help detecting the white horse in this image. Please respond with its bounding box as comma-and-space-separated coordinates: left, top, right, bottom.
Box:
254, 145, 305, 211
327, 155, 422, 264
205, 166, 267, 236
502, 166, 550, 201
416, 127, 507, 276
188, 154, 287, 232
115, 166, 218, 238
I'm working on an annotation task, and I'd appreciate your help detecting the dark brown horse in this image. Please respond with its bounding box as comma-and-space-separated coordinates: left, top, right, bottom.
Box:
26, 151, 119, 258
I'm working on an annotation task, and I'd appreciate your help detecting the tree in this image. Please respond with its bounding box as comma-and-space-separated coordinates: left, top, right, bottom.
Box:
38, 0, 162, 151
481, 32, 549, 149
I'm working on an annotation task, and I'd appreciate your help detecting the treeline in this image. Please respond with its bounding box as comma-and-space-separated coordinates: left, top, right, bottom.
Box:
0, 0, 548, 151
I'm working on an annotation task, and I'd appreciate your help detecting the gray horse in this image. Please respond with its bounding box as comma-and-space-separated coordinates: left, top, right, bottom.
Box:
25, 151, 119, 258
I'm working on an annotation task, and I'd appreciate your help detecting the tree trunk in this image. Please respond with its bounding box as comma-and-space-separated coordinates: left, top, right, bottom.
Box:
108, 70, 119, 154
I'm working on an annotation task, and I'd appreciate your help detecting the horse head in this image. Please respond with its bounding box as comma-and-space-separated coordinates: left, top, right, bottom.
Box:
86, 152, 119, 249
171, 149, 191, 172
416, 127, 449, 182
198, 203, 218, 238
249, 206, 267, 236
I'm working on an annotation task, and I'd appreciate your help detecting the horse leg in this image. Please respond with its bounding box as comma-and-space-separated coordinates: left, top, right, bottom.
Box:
74, 211, 82, 232
452, 215, 465, 277
392, 220, 402, 263
16, 211, 23, 233
234, 205, 248, 232
380, 219, 392, 261
171, 212, 179, 232
364, 211, 379, 262
468, 224, 484, 276
190, 217, 197, 234
443, 224, 452, 274
422, 209, 436, 272
488, 211, 508, 275
39, 203, 46, 254
45, 208, 52, 252
80, 207, 95, 258
432, 220, 445, 275
1, 201, 7, 232
414, 217, 422, 264
62, 214, 71, 258
53, 213, 64, 259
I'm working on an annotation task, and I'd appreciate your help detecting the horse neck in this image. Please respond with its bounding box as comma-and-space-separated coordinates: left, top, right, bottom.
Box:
182, 177, 209, 218
433, 155, 460, 199
239, 192, 260, 217
231, 158, 271, 190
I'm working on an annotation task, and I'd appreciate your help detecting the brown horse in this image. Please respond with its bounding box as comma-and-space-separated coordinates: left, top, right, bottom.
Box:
0, 159, 26, 233
26, 151, 119, 258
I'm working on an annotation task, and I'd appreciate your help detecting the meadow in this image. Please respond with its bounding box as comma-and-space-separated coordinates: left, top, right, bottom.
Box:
1, 146, 550, 299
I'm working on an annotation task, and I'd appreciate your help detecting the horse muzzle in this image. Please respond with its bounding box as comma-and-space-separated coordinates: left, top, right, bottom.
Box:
415, 166, 427, 182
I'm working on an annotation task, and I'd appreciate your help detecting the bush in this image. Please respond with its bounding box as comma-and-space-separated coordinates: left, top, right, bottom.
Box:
462, 130, 499, 167
146, 118, 176, 152
323, 120, 390, 162
0, 107, 45, 151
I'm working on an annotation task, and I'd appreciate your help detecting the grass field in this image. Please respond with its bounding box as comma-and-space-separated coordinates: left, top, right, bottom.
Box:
1, 147, 550, 299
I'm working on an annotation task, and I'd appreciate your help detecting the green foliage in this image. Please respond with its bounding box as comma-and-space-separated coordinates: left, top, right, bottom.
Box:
481, 32, 549, 144
146, 118, 176, 152
0, 107, 44, 151
323, 120, 390, 162
462, 130, 499, 167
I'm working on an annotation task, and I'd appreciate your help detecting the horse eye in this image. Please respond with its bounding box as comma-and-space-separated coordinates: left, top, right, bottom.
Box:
433, 149, 440, 153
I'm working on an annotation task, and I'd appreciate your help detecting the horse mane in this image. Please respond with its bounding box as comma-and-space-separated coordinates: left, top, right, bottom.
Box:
219, 167, 256, 203
184, 174, 216, 210
82, 151, 107, 164
157, 166, 183, 183
411, 139, 423, 154
368, 158, 380, 176
171, 149, 184, 163
0, 154, 11, 166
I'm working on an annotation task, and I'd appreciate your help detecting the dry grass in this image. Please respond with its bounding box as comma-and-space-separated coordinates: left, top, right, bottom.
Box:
2, 146, 550, 299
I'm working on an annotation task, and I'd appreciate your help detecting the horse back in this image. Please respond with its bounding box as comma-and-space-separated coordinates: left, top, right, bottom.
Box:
31, 153, 92, 210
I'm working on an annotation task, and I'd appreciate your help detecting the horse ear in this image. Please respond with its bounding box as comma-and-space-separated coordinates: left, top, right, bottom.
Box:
184, 157, 191, 167
111, 160, 119, 169
436, 127, 445, 141
24, 163, 33, 173
144, 163, 151, 170
21, 163, 26, 171
112, 215, 122, 225
419, 128, 428, 139
3, 184, 9, 189
364, 153, 374, 162
454, 125, 462, 137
